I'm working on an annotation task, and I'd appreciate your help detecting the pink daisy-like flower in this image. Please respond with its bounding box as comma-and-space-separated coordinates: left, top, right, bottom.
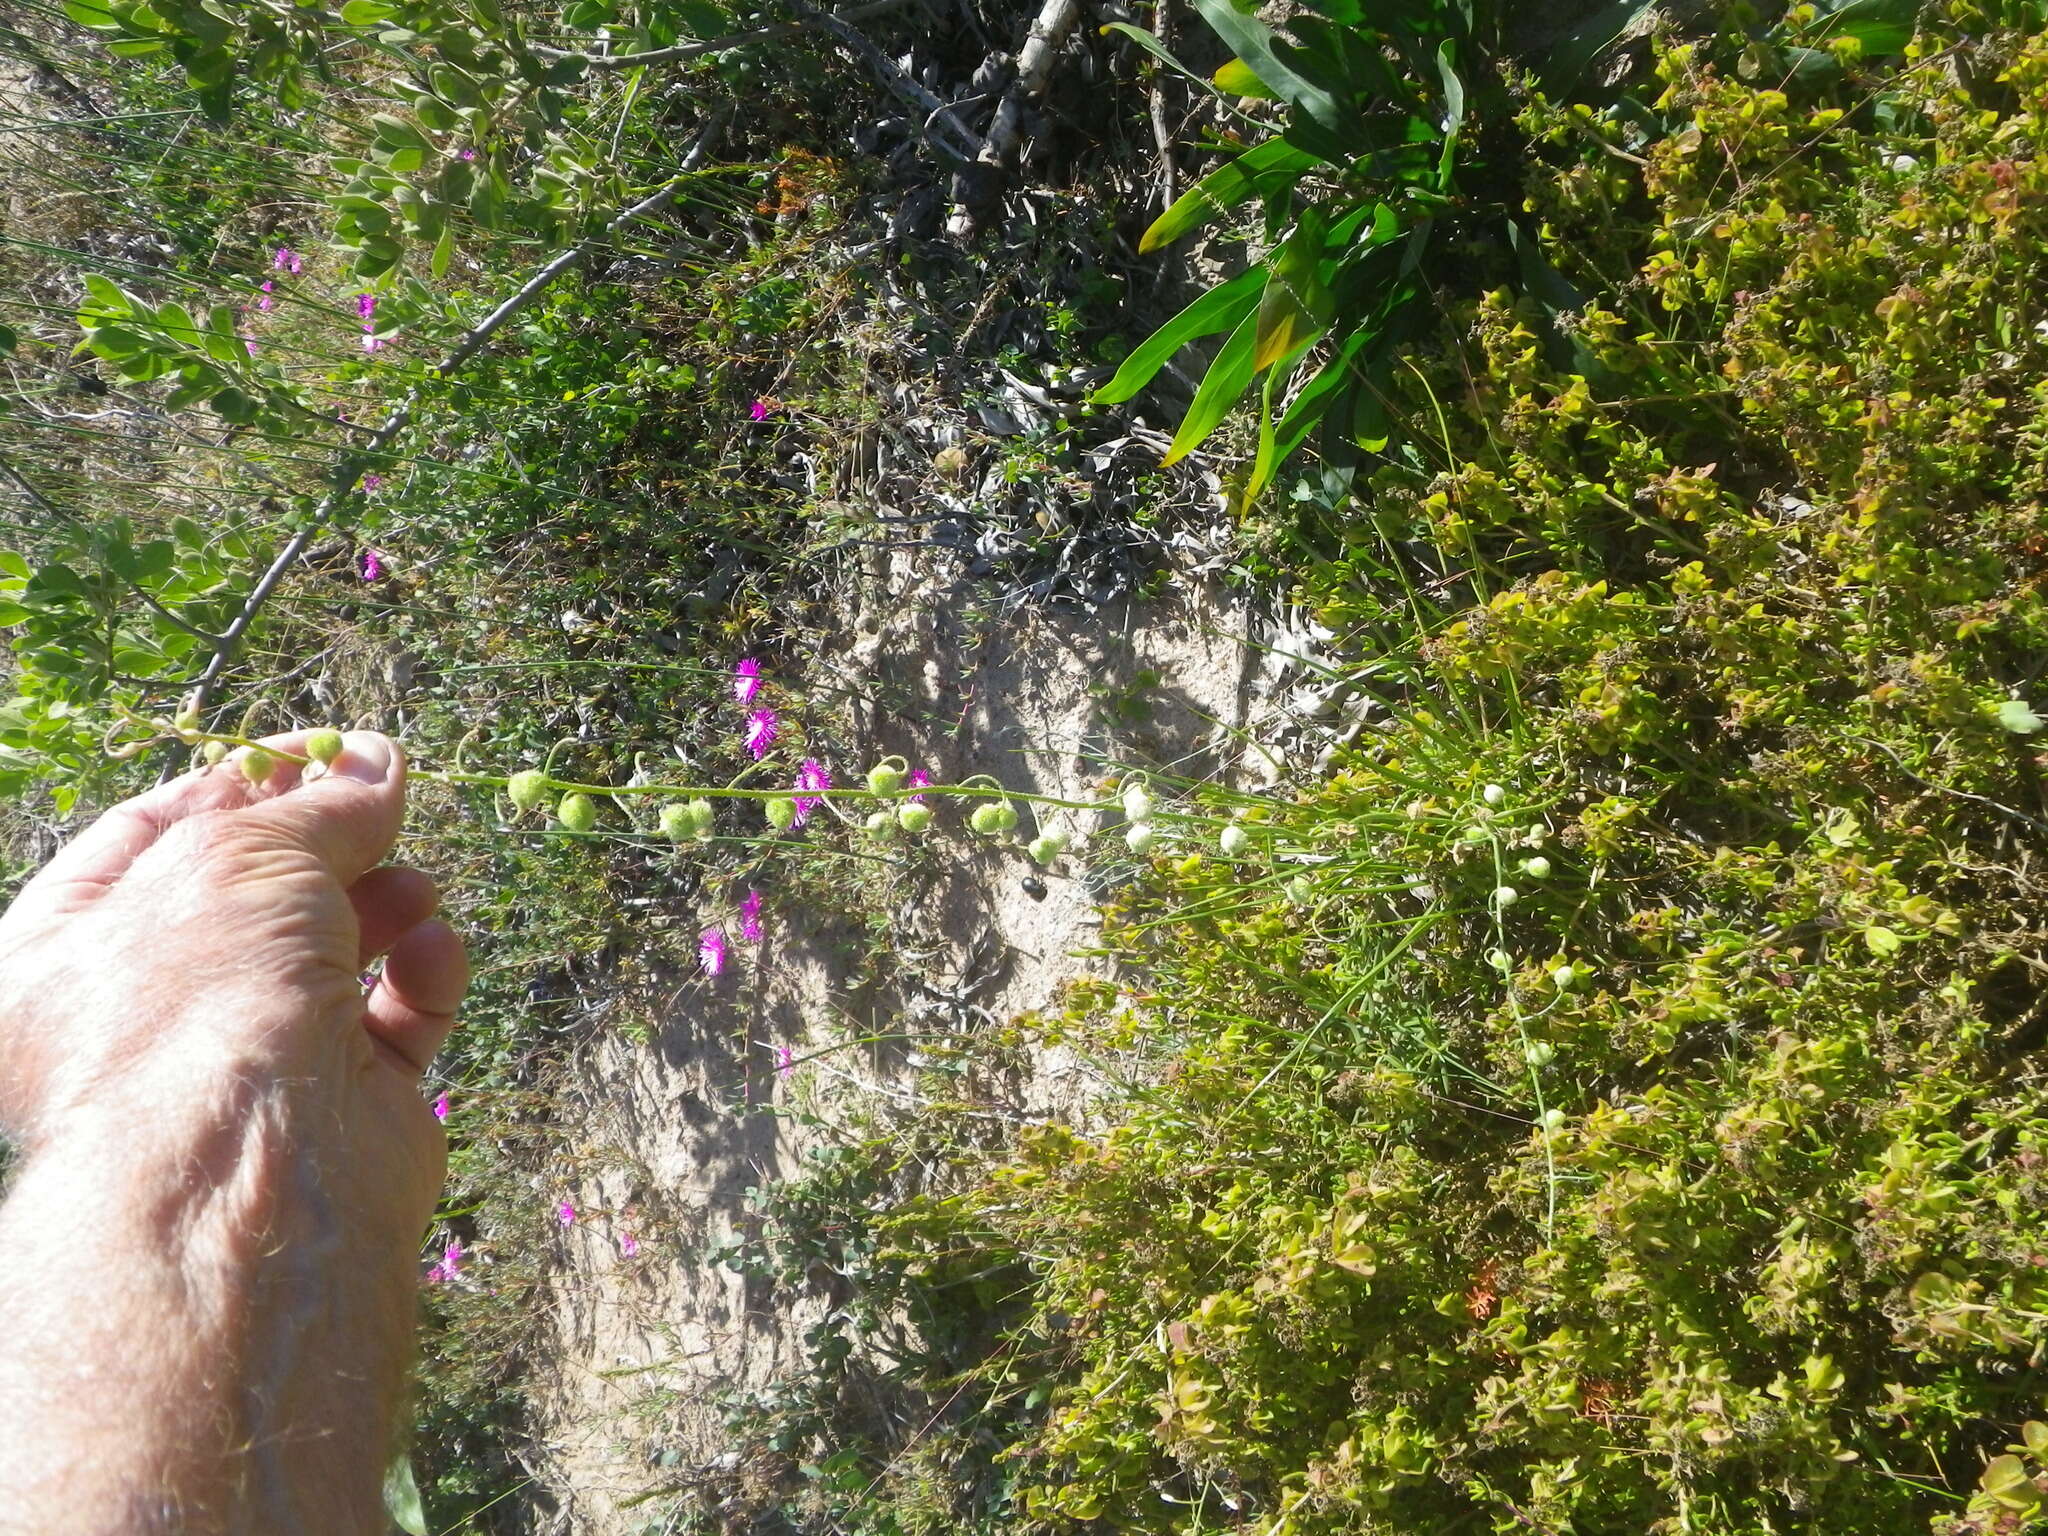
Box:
744, 708, 778, 760
241, 332, 257, 356
618, 1231, 639, 1257
274, 246, 302, 275
432, 1092, 449, 1122
425, 1236, 464, 1284
360, 547, 387, 582
739, 888, 764, 943
775, 1043, 795, 1078
793, 758, 831, 826
699, 928, 728, 977
460, 147, 477, 161
355, 292, 376, 321
360, 328, 384, 354
557, 1200, 576, 1226
257, 280, 275, 312
734, 657, 763, 705
360, 473, 383, 493
749, 399, 768, 422
907, 768, 932, 803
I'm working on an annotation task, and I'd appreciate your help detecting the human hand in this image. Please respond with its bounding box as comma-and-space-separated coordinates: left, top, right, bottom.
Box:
0, 731, 467, 1532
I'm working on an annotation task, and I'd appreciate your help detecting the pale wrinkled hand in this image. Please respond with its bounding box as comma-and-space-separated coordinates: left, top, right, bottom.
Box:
0, 731, 466, 1231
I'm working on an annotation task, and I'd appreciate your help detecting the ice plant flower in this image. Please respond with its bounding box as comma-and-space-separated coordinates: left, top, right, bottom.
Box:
257, 280, 274, 311
793, 759, 831, 826
734, 657, 763, 704
749, 399, 768, 422
739, 888, 764, 943
361, 328, 385, 354
907, 768, 931, 802
459, 147, 477, 161
359, 547, 387, 581
557, 1200, 576, 1226
432, 1092, 450, 1122
425, 1237, 463, 1284
775, 1044, 795, 1077
618, 1232, 639, 1257
355, 292, 376, 321
273, 245, 302, 275
744, 707, 778, 760
360, 473, 383, 493
699, 927, 728, 977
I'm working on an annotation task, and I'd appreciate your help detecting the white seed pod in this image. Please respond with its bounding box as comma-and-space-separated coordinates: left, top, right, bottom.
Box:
1540, 1108, 1566, 1132
1219, 824, 1250, 858
659, 803, 695, 841
1482, 783, 1505, 806
865, 810, 897, 841
1027, 832, 1067, 866
1551, 963, 1579, 991
1524, 1042, 1556, 1068
1493, 885, 1519, 908
1122, 783, 1153, 821
897, 804, 933, 834
1125, 823, 1157, 856
686, 798, 715, 839
1521, 855, 1552, 880
507, 770, 548, 811
305, 728, 345, 765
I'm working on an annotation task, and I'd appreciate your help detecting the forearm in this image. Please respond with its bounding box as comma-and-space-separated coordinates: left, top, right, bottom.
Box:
0, 1077, 414, 1535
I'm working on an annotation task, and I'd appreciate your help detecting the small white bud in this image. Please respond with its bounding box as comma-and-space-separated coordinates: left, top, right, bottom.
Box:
1551, 963, 1578, 991
1486, 948, 1514, 971
1540, 1108, 1567, 1132
1482, 783, 1505, 806
1493, 885, 1519, 908
1219, 824, 1250, 857
1521, 856, 1552, 880
1524, 1042, 1555, 1068
1122, 784, 1153, 821
1125, 823, 1157, 856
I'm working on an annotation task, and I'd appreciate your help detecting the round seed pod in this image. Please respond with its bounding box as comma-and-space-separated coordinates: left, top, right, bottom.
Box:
557, 793, 598, 833
659, 803, 696, 841
201, 739, 229, 766
1524, 1042, 1556, 1068
1027, 832, 1066, 866
897, 804, 933, 834
172, 707, 202, 742
865, 810, 897, 841
305, 728, 345, 766
686, 798, 715, 839
1125, 823, 1156, 856
1482, 783, 1506, 806
970, 803, 1006, 836
765, 796, 797, 831
1219, 824, 1250, 857
1551, 963, 1579, 991
866, 763, 905, 795
1522, 855, 1552, 880
992, 803, 1019, 833
1285, 874, 1313, 906
238, 747, 276, 785
1122, 784, 1153, 821
507, 770, 548, 811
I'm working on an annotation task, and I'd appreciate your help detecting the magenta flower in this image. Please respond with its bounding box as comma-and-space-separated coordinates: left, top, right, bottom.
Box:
744, 708, 778, 760
775, 1043, 795, 1078
749, 399, 768, 422
699, 928, 728, 977
792, 758, 831, 826
360, 547, 386, 581
355, 292, 376, 321
240, 332, 257, 356
734, 657, 763, 705
360, 473, 383, 493
460, 147, 477, 162
908, 768, 932, 803
425, 1236, 464, 1284
432, 1092, 449, 1122
557, 1200, 576, 1226
739, 888, 764, 943
257, 280, 275, 312
618, 1231, 639, 1257
360, 328, 385, 354
273, 246, 302, 275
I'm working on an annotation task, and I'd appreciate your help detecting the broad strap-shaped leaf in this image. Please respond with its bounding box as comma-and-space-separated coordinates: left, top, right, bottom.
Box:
1162, 309, 1261, 466
1094, 266, 1266, 405
1189, 0, 1347, 131
1435, 40, 1465, 189
1536, 0, 1659, 95
1246, 330, 1372, 504
1252, 209, 1334, 374
1099, 21, 1220, 94
1140, 137, 1323, 252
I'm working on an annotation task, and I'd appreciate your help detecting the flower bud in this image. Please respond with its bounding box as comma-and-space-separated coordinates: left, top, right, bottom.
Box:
305, 728, 345, 765
238, 747, 276, 785
865, 810, 897, 840
659, 803, 696, 841
1125, 823, 1156, 856
686, 798, 715, 839
508, 770, 548, 811
1482, 783, 1505, 806
1540, 1108, 1566, 1132
1028, 832, 1067, 866
1493, 885, 1519, 908
970, 803, 1006, 836
1486, 947, 1513, 971
866, 763, 905, 795
1551, 963, 1578, 991
1521, 855, 1552, 880
765, 795, 796, 830
1285, 875, 1313, 906
1219, 824, 1250, 857
1524, 1042, 1555, 1068
558, 793, 597, 833
1122, 784, 1153, 821
897, 804, 933, 834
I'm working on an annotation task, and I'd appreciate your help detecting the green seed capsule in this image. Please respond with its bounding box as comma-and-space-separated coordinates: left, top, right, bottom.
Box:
765, 796, 797, 831
993, 803, 1019, 832
201, 739, 229, 766
865, 810, 897, 840
659, 803, 696, 841
970, 803, 1006, 835
1521, 855, 1552, 880
558, 793, 598, 833
867, 763, 905, 795
172, 707, 202, 742
305, 728, 345, 766
1027, 833, 1066, 866
897, 804, 933, 834
239, 747, 276, 785
686, 798, 715, 839
507, 770, 548, 811
1125, 823, 1156, 856
1219, 824, 1250, 857
1122, 784, 1153, 821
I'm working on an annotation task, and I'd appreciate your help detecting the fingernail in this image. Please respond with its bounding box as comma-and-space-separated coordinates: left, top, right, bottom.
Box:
331, 732, 396, 785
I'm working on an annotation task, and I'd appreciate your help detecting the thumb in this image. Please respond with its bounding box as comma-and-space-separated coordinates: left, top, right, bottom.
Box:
235, 731, 407, 886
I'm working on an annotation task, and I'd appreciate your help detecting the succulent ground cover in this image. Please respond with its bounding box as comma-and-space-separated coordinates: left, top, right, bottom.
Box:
6, 1, 2048, 1533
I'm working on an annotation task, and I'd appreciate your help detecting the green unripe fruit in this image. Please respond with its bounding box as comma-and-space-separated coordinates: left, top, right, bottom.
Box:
1027, 833, 1066, 866
305, 728, 345, 766
866, 763, 905, 795
202, 739, 229, 766
558, 793, 598, 833
1551, 963, 1579, 991
1525, 1041, 1556, 1067
1219, 824, 1250, 857
897, 804, 933, 834
993, 803, 1019, 833
1521, 855, 1552, 880
865, 810, 897, 840
765, 796, 797, 831
172, 707, 202, 742
970, 803, 1006, 836
1125, 823, 1156, 856
686, 798, 715, 839
660, 803, 696, 841
507, 770, 548, 811
239, 747, 276, 785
